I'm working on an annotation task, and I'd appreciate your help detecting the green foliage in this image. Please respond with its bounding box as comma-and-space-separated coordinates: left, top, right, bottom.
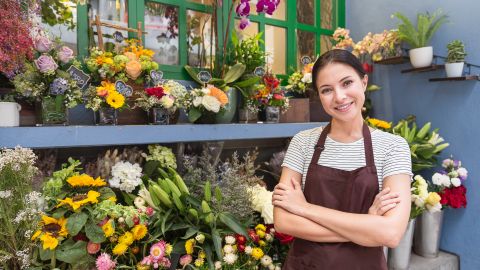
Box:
230, 32, 266, 75
446, 40, 467, 63
393, 10, 448, 48
40, 0, 79, 30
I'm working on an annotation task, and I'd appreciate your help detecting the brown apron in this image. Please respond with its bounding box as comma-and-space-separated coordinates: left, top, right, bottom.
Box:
283, 123, 387, 270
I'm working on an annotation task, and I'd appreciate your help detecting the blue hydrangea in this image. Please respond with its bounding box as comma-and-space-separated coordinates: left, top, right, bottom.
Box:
49, 78, 69, 95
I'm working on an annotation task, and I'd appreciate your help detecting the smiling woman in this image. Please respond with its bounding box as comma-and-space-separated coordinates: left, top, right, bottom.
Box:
273, 49, 412, 269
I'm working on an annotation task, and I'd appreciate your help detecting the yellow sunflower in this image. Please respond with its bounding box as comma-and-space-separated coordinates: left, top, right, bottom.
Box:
131, 224, 147, 241
56, 190, 101, 211
66, 174, 106, 187
367, 118, 392, 129
106, 91, 125, 109
31, 215, 68, 250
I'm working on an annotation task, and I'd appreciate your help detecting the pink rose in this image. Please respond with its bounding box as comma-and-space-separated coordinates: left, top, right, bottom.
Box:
57, 46, 74, 63
34, 55, 58, 74
34, 36, 52, 53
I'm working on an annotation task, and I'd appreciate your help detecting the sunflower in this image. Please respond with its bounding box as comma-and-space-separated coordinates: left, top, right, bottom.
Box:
106, 91, 125, 109
56, 190, 101, 211
31, 215, 68, 250
207, 85, 229, 106
367, 118, 392, 129
66, 174, 106, 187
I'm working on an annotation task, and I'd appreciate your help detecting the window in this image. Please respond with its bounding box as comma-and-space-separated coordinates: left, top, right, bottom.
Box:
75, 0, 345, 80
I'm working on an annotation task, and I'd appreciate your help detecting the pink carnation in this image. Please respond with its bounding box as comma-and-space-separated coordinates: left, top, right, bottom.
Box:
96, 253, 116, 270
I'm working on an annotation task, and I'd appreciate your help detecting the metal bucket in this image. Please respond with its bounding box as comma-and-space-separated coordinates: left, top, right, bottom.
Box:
413, 210, 443, 258
388, 219, 416, 270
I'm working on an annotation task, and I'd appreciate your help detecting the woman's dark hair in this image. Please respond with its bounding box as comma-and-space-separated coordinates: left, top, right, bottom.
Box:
311, 49, 366, 91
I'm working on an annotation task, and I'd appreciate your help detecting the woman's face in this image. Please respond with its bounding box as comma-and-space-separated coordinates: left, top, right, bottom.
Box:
315, 62, 368, 123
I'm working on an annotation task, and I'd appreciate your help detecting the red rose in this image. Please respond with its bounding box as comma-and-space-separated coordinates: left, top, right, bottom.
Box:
145, 86, 165, 98
275, 232, 294, 245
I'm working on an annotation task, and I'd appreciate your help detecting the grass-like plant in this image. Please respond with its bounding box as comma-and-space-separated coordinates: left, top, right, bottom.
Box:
393, 10, 448, 48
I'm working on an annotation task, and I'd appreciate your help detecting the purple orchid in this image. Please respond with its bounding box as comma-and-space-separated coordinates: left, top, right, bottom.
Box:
256, 0, 279, 15
236, 0, 250, 17
239, 17, 251, 30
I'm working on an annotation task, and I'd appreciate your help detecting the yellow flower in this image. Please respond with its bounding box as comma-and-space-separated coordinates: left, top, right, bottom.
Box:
104, 57, 114, 65
107, 196, 117, 203
139, 48, 155, 58
162, 85, 171, 94
185, 238, 196, 255
40, 234, 59, 250
426, 192, 441, 206
258, 240, 266, 246
256, 230, 266, 238
198, 250, 206, 259
194, 258, 204, 267
131, 224, 147, 240
125, 60, 142, 80
367, 118, 391, 129
251, 247, 264, 260
118, 231, 134, 245
66, 174, 106, 187
113, 243, 129, 255
165, 243, 173, 256
255, 224, 267, 232
96, 81, 116, 97
56, 190, 101, 211
102, 220, 114, 237
106, 91, 125, 109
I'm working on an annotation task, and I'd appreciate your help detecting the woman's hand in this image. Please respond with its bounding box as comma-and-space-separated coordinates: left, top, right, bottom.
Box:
368, 187, 401, 216
272, 178, 308, 216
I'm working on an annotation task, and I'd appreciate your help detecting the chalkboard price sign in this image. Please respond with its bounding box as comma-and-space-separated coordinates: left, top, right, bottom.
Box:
254, 66, 266, 77
115, 81, 133, 97
301, 56, 312, 65
67, 66, 91, 91
113, 31, 125, 43
150, 70, 164, 84
197, 71, 212, 84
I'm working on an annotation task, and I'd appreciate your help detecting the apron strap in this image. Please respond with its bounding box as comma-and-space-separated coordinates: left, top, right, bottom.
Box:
311, 122, 376, 168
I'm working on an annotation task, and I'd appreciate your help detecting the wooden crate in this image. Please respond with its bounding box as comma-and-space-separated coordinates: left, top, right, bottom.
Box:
280, 98, 310, 123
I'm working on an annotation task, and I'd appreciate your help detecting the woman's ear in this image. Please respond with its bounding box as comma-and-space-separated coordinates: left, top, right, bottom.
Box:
362, 74, 369, 91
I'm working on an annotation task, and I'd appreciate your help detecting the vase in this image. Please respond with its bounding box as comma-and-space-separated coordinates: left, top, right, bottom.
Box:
194, 111, 217, 124
445, 62, 464, 77
413, 210, 444, 258
37, 95, 68, 125
409, 46, 433, 68
0, 102, 21, 127
280, 98, 310, 123
265, 106, 280, 123
215, 87, 238, 123
238, 108, 258, 123
148, 107, 171, 125
95, 107, 118, 125
388, 218, 415, 270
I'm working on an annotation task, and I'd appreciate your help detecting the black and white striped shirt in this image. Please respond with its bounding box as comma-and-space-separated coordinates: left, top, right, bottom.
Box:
282, 127, 413, 190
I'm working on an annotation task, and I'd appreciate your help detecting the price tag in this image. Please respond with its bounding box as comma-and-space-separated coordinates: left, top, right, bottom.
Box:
301, 56, 312, 65
197, 71, 212, 84
254, 66, 266, 77
113, 31, 124, 43
67, 66, 91, 91
115, 80, 133, 97
150, 70, 164, 84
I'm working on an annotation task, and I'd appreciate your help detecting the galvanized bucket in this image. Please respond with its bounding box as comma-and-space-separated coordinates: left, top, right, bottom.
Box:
388, 218, 416, 270
413, 210, 444, 258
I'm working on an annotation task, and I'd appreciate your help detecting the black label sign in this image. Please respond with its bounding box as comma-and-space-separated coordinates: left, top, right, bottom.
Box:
113, 31, 124, 43
150, 70, 164, 84
67, 66, 91, 91
197, 71, 212, 84
115, 80, 133, 97
254, 66, 266, 77
301, 56, 312, 65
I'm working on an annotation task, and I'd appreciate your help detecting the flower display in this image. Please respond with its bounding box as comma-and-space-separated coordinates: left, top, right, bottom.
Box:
235, 0, 281, 30
134, 80, 187, 112
431, 157, 468, 209
185, 84, 230, 123
255, 74, 289, 110
85, 80, 128, 111
285, 62, 314, 96
109, 161, 143, 193
31, 215, 68, 250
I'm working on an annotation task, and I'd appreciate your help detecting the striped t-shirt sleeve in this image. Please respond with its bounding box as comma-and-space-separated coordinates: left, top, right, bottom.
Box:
382, 136, 413, 179
281, 133, 305, 174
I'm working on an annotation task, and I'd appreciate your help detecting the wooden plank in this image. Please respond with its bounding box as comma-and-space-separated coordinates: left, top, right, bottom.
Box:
429, 75, 480, 82
401, 65, 444, 73
374, 56, 409, 65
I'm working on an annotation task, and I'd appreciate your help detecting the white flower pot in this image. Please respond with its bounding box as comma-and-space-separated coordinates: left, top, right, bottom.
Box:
409, 46, 433, 68
445, 62, 464, 77
0, 102, 21, 127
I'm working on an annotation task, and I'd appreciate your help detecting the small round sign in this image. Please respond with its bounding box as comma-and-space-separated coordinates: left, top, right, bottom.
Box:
197, 71, 212, 84
254, 66, 266, 77
150, 70, 164, 83
113, 31, 124, 43
301, 56, 312, 65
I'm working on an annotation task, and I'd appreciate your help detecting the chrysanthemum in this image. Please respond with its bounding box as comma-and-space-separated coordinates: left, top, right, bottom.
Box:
96, 253, 116, 270
194, 258, 205, 267
367, 118, 391, 129
66, 174, 106, 187
150, 241, 166, 260
251, 247, 264, 260
31, 215, 68, 250
223, 253, 238, 265
56, 190, 101, 211
131, 224, 148, 240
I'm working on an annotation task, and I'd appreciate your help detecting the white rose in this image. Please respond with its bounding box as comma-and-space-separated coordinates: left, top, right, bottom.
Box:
160, 95, 175, 109
451, 177, 461, 187
432, 173, 443, 186
202, 95, 221, 113
301, 73, 312, 84
193, 96, 203, 107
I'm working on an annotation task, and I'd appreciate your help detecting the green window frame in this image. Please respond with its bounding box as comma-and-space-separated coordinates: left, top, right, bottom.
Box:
75, 0, 345, 80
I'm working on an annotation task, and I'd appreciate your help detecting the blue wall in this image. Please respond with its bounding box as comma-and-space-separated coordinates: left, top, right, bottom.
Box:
347, 1, 480, 269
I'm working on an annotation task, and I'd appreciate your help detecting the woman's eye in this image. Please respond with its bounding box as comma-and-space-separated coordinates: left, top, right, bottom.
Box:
343, 80, 353, 87
321, 88, 332, 94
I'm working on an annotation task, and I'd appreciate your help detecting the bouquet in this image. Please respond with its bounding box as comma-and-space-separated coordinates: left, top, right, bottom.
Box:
410, 175, 442, 219
185, 84, 229, 123
85, 39, 158, 84
431, 158, 468, 209
255, 74, 289, 110
84, 80, 129, 111
134, 80, 187, 113
12, 32, 82, 108
285, 62, 313, 97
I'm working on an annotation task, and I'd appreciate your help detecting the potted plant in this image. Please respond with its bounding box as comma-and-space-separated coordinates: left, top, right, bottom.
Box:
84, 81, 128, 125
0, 94, 21, 127
255, 73, 289, 123
184, 84, 230, 124
393, 10, 448, 68
445, 40, 467, 77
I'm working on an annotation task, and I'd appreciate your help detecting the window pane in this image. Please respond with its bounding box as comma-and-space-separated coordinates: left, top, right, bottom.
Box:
188, 0, 213, 4
89, 0, 129, 47
266, 0, 286, 20
187, 10, 215, 68
42, 3, 78, 54
321, 0, 334, 29
320, 35, 333, 54
265, 25, 286, 74
297, 0, 315, 25
297, 30, 315, 68
234, 19, 259, 40
145, 2, 179, 65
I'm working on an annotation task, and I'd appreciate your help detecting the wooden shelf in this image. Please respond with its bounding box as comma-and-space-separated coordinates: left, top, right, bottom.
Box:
401, 65, 445, 73
374, 56, 409, 65
429, 75, 480, 82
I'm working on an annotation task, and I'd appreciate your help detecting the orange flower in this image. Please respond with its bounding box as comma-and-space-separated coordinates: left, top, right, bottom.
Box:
124, 52, 138, 62
125, 60, 142, 80
96, 81, 116, 97
303, 63, 314, 74
207, 85, 229, 106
